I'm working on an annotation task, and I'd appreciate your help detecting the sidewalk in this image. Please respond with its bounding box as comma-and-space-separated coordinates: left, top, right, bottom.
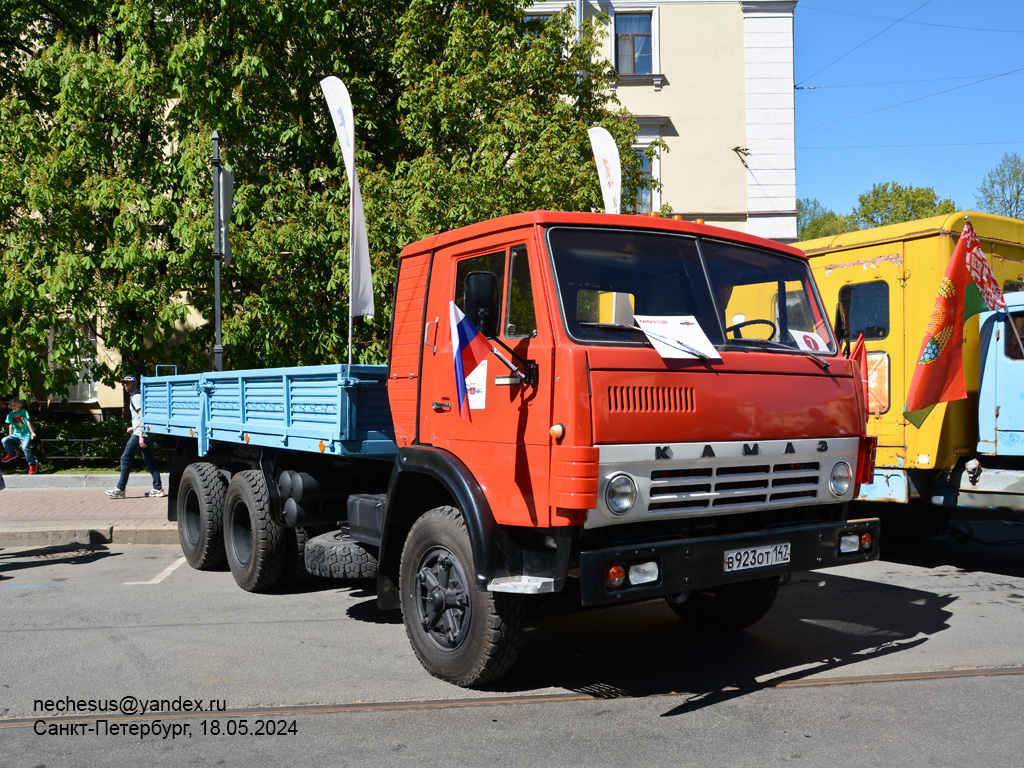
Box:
0, 473, 177, 547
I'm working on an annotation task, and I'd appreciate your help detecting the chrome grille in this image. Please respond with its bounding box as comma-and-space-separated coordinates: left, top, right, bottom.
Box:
648, 461, 820, 513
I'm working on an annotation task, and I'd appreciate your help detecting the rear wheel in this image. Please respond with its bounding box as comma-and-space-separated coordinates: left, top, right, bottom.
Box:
399, 506, 524, 687
177, 462, 227, 570
223, 470, 286, 592
666, 576, 780, 632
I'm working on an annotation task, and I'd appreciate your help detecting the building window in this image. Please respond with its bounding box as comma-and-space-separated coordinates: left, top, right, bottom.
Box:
60, 323, 99, 403
628, 150, 653, 214
616, 14, 652, 75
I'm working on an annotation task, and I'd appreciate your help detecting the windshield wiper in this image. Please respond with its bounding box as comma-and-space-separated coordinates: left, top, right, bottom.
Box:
724, 338, 832, 370
578, 322, 712, 360
578, 322, 638, 330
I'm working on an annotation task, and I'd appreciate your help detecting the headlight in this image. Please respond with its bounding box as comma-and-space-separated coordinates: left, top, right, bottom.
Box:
606, 474, 637, 514
830, 462, 852, 496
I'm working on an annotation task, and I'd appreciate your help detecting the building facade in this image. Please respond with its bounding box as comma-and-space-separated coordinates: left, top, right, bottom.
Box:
528, 0, 797, 241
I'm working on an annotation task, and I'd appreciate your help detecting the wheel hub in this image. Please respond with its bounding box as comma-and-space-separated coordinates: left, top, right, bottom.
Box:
415, 549, 471, 649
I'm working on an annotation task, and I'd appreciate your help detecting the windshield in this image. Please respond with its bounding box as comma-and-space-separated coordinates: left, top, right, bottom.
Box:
546, 227, 836, 355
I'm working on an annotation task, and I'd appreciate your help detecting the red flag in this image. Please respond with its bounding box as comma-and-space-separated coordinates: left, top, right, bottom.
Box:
904, 220, 1005, 428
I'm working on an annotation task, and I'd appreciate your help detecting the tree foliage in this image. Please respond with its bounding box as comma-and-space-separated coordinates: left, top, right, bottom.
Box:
851, 182, 955, 230
0, 0, 645, 397
796, 198, 856, 240
976, 151, 1024, 219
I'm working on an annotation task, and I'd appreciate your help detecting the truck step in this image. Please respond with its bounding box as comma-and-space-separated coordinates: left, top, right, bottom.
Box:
304, 531, 378, 580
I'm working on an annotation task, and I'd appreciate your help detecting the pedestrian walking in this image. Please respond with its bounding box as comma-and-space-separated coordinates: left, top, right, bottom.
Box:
104, 375, 164, 499
2, 395, 38, 475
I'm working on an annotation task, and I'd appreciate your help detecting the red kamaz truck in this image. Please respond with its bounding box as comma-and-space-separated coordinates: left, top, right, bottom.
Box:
143, 210, 879, 686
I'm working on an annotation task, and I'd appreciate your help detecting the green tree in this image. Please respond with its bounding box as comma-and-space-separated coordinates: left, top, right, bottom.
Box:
976, 151, 1024, 219
796, 198, 856, 240
0, 1, 647, 396
851, 182, 955, 230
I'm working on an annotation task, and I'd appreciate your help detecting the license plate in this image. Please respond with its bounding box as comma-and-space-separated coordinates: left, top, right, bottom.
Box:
724, 542, 791, 573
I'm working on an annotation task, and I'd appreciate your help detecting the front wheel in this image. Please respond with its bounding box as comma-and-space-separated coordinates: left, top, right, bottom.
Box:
666, 576, 780, 632
399, 506, 524, 687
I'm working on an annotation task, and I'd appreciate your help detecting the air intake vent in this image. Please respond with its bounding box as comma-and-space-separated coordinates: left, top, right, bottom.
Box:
608, 386, 695, 413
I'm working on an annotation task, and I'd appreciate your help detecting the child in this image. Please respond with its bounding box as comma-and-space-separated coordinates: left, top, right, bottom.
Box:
2, 396, 38, 474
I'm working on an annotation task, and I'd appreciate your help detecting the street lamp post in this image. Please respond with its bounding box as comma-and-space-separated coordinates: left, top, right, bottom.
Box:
212, 130, 224, 372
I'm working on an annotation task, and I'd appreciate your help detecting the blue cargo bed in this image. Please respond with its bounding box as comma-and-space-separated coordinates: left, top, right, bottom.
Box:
141, 364, 397, 459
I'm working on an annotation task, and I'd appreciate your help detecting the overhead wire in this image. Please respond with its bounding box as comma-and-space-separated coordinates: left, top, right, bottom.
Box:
796, 0, 935, 86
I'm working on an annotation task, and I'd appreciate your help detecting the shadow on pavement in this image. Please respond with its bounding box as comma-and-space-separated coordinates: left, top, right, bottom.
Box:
882, 519, 1024, 579
488, 570, 954, 709
0, 543, 119, 580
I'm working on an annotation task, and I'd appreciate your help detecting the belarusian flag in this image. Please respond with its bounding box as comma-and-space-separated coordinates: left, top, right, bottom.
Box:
904, 219, 1005, 428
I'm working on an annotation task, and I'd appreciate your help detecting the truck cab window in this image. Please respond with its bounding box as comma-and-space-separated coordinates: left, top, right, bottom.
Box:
1005, 312, 1024, 360
701, 240, 835, 353
838, 282, 889, 341
505, 245, 537, 338
456, 251, 505, 316
547, 227, 719, 345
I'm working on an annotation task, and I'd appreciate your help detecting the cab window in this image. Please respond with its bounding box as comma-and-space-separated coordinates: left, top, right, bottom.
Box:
839, 282, 889, 341
456, 251, 505, 312
505, 245, 537, 338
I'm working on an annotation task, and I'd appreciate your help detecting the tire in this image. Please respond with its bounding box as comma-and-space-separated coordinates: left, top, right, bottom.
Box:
305, 531, 379, 580
223, 470, 286, 592
666, 576, 780, 632
177, 462, 227, 570
399, 506, 524, 687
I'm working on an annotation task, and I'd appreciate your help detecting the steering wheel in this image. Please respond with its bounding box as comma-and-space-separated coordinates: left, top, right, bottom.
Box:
725, 319, 777, 341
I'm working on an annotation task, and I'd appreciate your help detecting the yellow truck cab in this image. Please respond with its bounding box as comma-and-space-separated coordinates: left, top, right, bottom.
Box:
798, 212, 1024, 526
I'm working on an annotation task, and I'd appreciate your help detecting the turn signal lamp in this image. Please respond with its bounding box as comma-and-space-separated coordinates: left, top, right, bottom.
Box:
606, 563, 626, 588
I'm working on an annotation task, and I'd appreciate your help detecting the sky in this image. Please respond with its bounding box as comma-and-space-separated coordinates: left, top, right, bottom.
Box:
792, 0, 1024, 216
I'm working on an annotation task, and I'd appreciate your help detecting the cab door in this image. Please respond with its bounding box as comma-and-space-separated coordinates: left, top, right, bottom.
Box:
835, 253, 907, 463
979, 295, 1024, 454
419, 233, 555, 527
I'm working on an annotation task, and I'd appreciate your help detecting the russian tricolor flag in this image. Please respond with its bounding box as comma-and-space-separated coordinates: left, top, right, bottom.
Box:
449, 300, 490, 419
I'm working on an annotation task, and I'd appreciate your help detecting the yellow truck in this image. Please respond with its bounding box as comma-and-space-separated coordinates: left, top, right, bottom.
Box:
798, 212, 1024, 528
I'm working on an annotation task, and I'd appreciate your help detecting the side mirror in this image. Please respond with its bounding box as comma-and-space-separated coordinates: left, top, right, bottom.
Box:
464, 271, 500, 339
833, 302, 848, 343
833, 301, 849, 355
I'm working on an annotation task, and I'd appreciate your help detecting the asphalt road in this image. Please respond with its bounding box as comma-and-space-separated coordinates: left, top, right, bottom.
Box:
1, 525, 1023, 766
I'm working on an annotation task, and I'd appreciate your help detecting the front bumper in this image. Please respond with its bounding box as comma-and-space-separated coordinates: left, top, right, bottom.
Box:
579, 518, 879, 606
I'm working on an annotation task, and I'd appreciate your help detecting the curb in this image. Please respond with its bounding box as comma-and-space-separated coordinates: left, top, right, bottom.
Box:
0, 473, 170, 491
0, 526, 179, 547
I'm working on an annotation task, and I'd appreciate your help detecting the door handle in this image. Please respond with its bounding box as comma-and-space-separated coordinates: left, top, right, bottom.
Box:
432, 402, 452, 411
424, 317, 439, 354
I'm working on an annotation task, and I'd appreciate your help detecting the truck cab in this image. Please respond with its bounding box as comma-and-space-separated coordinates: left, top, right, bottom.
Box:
383, 211, 876, 644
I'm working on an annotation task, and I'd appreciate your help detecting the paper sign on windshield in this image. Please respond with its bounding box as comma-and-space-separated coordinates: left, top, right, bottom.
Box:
790, 329, 828, 353
633, 315, 722, 360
